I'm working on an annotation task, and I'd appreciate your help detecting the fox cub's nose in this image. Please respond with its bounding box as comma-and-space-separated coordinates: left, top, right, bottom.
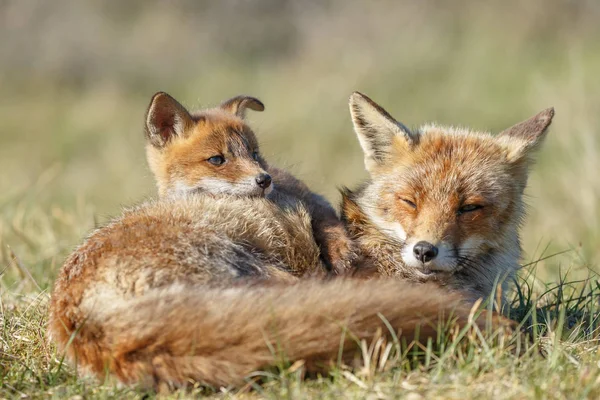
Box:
413, 241, 438, 263
255, 173, 272, 189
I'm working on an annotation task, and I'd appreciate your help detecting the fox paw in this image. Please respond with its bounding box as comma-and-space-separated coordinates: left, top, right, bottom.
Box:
321, 234, 358, 276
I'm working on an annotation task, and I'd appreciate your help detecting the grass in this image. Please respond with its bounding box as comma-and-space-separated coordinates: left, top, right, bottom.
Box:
1, 257, 599, 399
1, 0, 600, 398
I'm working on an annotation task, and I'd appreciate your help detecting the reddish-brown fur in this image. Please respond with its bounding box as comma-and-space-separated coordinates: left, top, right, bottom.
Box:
47, 92, 525, 390
343, 92, 553, 303
50, 278, 510, 389
145, 92, 355, 273
147, 108, 264, 196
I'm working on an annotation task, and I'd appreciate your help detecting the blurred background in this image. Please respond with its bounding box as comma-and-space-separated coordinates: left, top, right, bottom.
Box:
0, 0, 598, 289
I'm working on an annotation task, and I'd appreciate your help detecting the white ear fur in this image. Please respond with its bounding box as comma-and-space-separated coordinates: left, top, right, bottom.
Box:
349, 92, 416, 172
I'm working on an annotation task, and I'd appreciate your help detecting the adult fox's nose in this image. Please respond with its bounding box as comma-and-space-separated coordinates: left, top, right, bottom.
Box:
255, 173, 272, 189
413, 241, 438, 263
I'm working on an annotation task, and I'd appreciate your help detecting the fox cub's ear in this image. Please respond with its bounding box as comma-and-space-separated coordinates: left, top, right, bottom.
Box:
220, 95, 265, 119
145, 92, 194, 148
498, 107, 554, 161
349, 92, 416, 173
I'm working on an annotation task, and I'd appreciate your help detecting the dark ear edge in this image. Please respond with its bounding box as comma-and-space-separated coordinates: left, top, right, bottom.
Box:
145, 92, 193, 148
220, 95, 265, 119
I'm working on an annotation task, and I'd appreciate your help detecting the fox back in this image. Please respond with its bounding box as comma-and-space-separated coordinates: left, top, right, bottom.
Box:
343, 92, 554, 303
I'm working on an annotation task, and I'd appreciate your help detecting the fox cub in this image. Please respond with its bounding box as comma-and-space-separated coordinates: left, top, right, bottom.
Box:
343, 92, 554, 303
145, 92, 354, 273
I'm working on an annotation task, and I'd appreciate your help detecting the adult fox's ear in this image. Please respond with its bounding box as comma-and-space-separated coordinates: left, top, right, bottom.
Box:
498, 107, 554, 162
220, 95, 265, 119
145, 92, 194, 148
349, 92, 416, 173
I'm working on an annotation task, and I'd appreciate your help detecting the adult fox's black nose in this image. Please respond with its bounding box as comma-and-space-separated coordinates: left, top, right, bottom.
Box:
413, 241, 438, 263
255, 173, 272, 189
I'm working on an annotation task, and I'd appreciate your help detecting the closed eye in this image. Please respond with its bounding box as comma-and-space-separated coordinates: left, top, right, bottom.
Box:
401, 198, 417, 209
458, 204, 483, 214
207, 155, 226, 166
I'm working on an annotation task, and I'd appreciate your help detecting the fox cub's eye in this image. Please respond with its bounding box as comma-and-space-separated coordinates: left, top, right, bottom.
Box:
252, 151, 260, 161
207, 155, 225, 166
401, 199, 417, 209
458, 204, 483, 214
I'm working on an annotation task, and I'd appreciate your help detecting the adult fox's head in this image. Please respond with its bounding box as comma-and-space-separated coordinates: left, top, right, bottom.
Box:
145, 92, 272, 198
343, 92, 553, 297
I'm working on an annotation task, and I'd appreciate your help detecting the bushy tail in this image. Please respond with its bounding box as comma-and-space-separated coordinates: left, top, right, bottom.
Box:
49, 279, 511, 389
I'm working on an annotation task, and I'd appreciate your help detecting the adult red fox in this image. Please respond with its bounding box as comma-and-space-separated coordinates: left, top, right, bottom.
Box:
343, 92, 554, 303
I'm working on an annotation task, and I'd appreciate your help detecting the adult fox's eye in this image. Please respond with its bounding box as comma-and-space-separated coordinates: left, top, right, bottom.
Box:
207, 155, 225, 165
252, 151, 260, 161
401, 198, 417, 209
458, 204, 483, 214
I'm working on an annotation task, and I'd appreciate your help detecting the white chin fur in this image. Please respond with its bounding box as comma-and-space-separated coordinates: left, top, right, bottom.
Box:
171, 178, 272, 197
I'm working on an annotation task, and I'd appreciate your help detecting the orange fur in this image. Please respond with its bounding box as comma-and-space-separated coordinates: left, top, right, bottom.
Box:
343, 92, 553, 303
145, 92, 355, 273
50, 277, 511, 390
47, 92, 529, 390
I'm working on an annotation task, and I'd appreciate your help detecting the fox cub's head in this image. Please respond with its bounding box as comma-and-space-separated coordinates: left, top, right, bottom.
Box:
145, 92, 272, 198
346, 92, 553, 279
